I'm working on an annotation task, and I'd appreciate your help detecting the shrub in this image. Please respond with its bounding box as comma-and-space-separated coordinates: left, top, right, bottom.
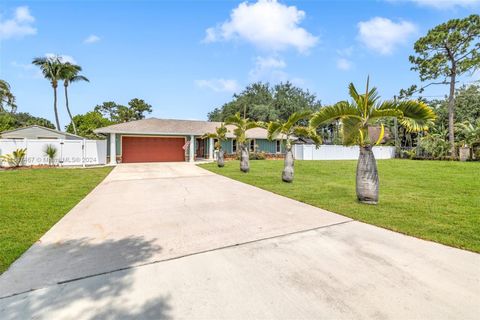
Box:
250, 151, 267, 160
0, 148, 27, 167
43, 144, 58, 166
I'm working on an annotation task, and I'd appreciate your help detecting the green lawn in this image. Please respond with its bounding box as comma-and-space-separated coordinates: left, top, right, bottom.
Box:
0, 167, 113, 274
200, 160, 480, 252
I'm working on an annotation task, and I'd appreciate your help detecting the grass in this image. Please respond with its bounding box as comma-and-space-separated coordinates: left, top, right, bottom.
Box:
200, 159, 480, 253
0, 166, 113, 274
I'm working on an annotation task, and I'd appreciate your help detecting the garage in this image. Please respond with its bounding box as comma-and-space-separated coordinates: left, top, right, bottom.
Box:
122, 136, 185, 163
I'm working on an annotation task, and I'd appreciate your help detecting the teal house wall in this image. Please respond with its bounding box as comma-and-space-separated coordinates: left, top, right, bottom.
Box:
219, 138, 283, 154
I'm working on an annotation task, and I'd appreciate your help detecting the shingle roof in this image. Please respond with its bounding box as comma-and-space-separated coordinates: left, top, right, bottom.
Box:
94, 118, 278, 139
0, 125, 85, 139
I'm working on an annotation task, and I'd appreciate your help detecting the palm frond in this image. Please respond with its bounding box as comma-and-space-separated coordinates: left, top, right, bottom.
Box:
348, 83, 360, 102
369, 106, 403, 121
246, 121, 264, 130
69, 75, 89, 83
267, 121, 283, 140
374, 123, 385, 146
395, 100, 436, 132
284, 110, 312, 131
310, 101, 362, 128
341, 117, 363, 146
224, 113, 244, 127
292, 126, 322, 146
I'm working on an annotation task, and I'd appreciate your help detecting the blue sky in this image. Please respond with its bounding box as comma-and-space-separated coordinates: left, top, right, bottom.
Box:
1, 0, 479, 128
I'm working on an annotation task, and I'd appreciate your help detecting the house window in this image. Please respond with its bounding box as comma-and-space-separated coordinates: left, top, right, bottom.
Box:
250, 139, 255, 152
232, 139, 237, 153
276, 140, 281, 153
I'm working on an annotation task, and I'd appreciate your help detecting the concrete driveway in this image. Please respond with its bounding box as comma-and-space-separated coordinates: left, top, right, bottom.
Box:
0, 162, 479, 319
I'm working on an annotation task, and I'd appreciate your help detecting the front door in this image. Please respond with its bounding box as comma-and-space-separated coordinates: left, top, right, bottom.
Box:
196, 138, 205, 158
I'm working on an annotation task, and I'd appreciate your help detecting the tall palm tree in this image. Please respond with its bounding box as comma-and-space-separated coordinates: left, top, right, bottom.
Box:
310, 78, 435, 204
225, 112, 263, 173
32, 56, 64, 130
267, 111, 321, 182
60, 63, 89, 135
203, 123, 228, 167
0, 79, 16, 113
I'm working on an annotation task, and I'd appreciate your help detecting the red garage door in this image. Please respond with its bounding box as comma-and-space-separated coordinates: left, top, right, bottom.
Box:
122, 136, 185, 163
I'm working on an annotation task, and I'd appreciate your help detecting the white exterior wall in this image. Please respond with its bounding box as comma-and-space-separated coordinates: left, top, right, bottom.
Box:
292, 144, 395, 160
0, 139, 107, 167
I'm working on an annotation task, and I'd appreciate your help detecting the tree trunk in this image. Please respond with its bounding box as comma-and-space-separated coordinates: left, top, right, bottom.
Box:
448, 72, 456, 158
53, 84, 61, 130
217, 149, 225, 167
64, 83, 77, 135
356, 145, 379, 204
282, 144, 294, 182
240, 143, 249, 173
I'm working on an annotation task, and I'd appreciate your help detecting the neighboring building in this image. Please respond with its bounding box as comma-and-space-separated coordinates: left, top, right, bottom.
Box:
94, 118, 285, 163
0, 125, 84, 140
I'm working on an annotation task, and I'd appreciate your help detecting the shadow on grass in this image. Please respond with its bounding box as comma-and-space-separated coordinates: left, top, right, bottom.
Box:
0, 236, 172, 319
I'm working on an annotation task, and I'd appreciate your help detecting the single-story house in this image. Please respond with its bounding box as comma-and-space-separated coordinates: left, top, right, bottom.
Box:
0, 125, 84, 140
94, 118, 285, 163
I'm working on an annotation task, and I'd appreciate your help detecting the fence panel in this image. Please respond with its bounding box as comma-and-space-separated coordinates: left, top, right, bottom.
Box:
292, 144, 396, 160
85, 140, 107, 165
0, 139, 107, 167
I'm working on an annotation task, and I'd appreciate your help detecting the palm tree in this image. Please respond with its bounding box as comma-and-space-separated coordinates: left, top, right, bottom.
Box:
267, 111, 321, 182
0, 79, 16, 113
32, 56, 64, 130
310, 78, 435, 204
225, 112, 263, 173
60, 63, 89, 135
203, 123, 228, 167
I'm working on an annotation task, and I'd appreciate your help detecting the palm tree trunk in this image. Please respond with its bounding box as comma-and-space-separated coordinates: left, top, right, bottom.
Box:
64, 83, 77, 135
448, 73, 456, 158
356, 145, 379, 204
282, 144, 294, 182
217, 149, 225, 167
53, 85, 61, 130
240, 142, 249, 173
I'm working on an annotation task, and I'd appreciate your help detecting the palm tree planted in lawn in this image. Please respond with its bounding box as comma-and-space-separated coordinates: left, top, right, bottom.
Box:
225, 112, 263, 173
203, 123, 228, 167
60, 63, 89, 135
310, 78, 435, 204
32, 56, 64, 130
267, 111, 321, 182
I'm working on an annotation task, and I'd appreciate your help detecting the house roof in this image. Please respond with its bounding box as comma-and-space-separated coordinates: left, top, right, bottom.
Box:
0, 125, 85, 139
94, 118, 280, 139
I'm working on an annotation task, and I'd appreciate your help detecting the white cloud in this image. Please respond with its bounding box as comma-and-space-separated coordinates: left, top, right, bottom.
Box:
195, 78, 240, 93
337, 58, 352, 71
203, 0, 318, 53
45, 53, 77, 64
84, 34, 100, 44
388, 0, 480, 9
248, 56, 305, 85
357, 17, 417, 55
0, 6, 36, 40
249, 56, 287, 82
256, 56, 287, 70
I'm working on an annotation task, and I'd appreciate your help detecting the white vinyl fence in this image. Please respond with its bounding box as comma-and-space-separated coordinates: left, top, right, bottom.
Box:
293, 144, 396, 160
0, 139, 107, 167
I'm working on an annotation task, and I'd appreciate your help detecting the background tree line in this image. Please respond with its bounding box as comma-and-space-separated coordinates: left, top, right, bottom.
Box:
208, 82, 322, 123
65, 98, 153, 139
